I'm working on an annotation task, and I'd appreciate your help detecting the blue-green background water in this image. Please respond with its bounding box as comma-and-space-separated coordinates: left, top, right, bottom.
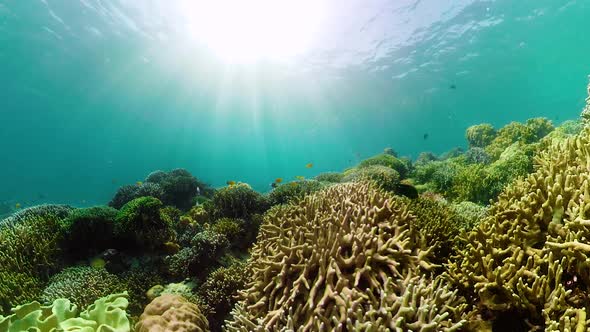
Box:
1, 0, 589, 206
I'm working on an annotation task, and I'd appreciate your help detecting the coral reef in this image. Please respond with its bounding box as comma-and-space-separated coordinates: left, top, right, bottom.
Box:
135, 294, 209, 332
464, 147, 492, 165
225, 182, 451, 330
109, 183, 164, 210
314, 171, 344, 183
165, 230, 229, 279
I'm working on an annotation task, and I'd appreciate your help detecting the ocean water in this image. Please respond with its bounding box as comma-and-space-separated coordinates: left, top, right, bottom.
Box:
1, 0, 589, 207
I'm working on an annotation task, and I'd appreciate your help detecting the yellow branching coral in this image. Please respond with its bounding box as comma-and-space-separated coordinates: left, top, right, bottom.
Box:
224, 182, 465, 331
448, 127, 590, 328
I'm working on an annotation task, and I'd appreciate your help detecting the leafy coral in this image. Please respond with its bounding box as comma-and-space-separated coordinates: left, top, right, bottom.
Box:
0, 292, 131, 332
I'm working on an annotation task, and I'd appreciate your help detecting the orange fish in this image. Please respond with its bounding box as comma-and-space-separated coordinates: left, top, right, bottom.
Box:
275, 178, 283, 184
227, 180, 236, 186
136, 181, 143, 186
15, 203, 21, 209
306, 163, 313, 168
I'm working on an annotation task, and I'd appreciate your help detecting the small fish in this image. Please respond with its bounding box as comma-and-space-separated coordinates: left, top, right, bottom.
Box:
15, 203, 21, 209
227, 180, 236, 186
196, 187, 201, 195
423, 133, 429, 140
136, 181, 143, 186
271, 182, 278, 188
295, 176, 305, 181
306, 163, 313, 168
90, 257, 106, 269
449, 84, 456, 89
275, 178, 283, 184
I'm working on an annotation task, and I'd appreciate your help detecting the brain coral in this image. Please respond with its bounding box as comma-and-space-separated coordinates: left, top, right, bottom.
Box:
223, 182, 465, 331
135, 294, 209, 332
448, 127, 590, 329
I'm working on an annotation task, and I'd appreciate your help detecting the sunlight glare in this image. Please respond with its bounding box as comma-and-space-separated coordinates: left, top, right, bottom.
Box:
184, 0, 324, 63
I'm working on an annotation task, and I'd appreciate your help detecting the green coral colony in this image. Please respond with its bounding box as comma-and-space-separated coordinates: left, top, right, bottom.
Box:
4, 92, 590, 332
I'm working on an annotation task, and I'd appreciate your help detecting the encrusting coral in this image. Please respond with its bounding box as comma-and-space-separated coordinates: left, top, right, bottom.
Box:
135, 294, 209, 332
224, 182, 467, 331
447, 126, 590, 329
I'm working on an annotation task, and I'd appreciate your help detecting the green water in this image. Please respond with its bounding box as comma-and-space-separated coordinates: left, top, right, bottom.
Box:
1, 0, 589, 206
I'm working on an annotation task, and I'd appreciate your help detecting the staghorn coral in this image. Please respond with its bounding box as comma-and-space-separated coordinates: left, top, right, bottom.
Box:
465, 123, 496, 148
135, 294, 209, 332
225, 182, 444, 331
403, 197, 462, 265
447, 127, 590, 328
208, 183, 269, 220
267, 179, 324, 206
209, 218, 244, 244
41, 266, 125, 310
197, 260, 248, 331
450, 201, 488, 231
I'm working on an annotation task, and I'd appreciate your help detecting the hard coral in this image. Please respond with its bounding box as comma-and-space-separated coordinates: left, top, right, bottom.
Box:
465, 123, 496, 148
59, 206, 118, 258
225, 182, 437, 330
342, 164, 400, 193
109, 183, 164, 210
135, 294, 209, 332
0, 292, 131, 332
145, 168, 208, 211
358, 153, 409, 178
208, 183, 268, 220
41, 266, 125, 310
267, 179, 324, 206
115, 197, 172, 250
448, 127, 590, 328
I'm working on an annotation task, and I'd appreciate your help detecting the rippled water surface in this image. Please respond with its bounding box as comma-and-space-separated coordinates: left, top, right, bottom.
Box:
1, 0, 589, 204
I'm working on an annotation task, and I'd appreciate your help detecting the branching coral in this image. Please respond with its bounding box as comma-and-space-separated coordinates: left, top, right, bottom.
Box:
447, 127, 590, 328
109, 183, 164, 210
165, 230, 229, 279
0, 205, 73, 312
198, 260, 248, 331
225, 182, 446, 331
466, 123, 496, 148
41, 266, 126, 310
145, 168, 209, 211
